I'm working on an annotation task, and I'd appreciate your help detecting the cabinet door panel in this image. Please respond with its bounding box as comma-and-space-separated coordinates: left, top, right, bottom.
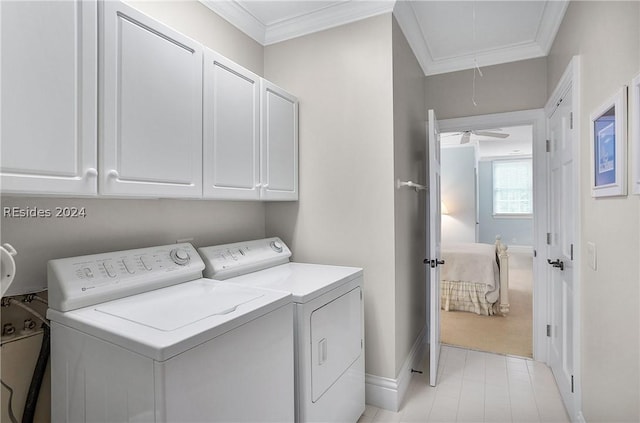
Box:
0, 0, 97, 195
261, 81, 298, 201
101, 1, 202, 197
203, 50, 260, 200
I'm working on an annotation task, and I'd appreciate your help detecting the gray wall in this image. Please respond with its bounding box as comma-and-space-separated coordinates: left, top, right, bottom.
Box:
547, 1, 640, 421
477, 161, 533, 246
425, 57, 548, 119
263, 14, 398, 379
392, 16, 427, 376
441, 146, 477, 243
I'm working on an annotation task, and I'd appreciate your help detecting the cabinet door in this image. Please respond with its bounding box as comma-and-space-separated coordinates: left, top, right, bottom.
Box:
101, 1, 203, 198
0, 0, 98, 195
203, 50, 260, 200
261, 81, 298, 201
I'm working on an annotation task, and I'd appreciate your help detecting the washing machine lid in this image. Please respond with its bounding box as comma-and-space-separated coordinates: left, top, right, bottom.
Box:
47, 278, 291, 361
94, 281, 264, 331
221, 263, 363, 303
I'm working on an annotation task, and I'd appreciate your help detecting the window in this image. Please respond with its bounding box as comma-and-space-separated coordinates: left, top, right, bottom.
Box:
493, 159, 532, 215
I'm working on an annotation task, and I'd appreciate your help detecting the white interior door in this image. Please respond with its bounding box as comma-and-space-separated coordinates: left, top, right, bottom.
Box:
426, 109, 443, 387
547, 89, 576, 416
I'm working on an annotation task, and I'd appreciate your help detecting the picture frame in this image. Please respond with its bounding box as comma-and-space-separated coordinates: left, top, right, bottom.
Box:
590, 86, 627, 197
632, 73, 640, 195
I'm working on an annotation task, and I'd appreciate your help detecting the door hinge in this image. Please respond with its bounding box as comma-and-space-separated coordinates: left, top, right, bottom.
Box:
570, 112, 573, 130
546, 325, 551, 337
533, 249, 537, 258
546, 139, 551, 152
361, 339, 364, 350
571, 375, 574, 393
570, 244, 574, 261
546, 233, 551, 245
360, 290, 363, 300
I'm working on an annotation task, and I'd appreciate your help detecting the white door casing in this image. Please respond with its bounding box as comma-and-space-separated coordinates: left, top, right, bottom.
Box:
438, 109, 548, 360
426, 109, 442, 387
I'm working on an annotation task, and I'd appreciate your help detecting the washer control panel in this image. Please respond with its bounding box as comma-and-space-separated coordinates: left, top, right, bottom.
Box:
48, 243, 204, 312
198, 237, 292, 280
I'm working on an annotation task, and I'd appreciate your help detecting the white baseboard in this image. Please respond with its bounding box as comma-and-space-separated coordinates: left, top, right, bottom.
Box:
365, 327, 426, 412
506, 245, 533, 255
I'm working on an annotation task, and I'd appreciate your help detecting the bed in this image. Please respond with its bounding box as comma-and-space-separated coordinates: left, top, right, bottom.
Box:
440, 236, 509, 316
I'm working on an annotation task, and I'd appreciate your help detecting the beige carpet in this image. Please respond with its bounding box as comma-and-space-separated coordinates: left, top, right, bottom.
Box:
440, 252, 533, 358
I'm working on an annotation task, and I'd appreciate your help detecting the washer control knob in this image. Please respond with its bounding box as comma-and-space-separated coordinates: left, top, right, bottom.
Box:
270, 240, 283, 253
170, 248, 190, 265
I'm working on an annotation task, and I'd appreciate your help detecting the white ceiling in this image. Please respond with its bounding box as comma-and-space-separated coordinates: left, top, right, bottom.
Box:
441, 125, 533, 159
201, 0, 569, 76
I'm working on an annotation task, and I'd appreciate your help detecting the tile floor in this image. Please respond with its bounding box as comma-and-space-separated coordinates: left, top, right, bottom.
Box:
359, 345, 570, 423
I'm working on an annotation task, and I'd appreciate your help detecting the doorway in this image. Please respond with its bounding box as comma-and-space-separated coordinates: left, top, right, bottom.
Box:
437, 109, 548, 362
439, 125, 535, 357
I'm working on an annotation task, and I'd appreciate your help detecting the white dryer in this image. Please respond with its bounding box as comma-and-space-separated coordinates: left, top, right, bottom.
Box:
198, 238, 365, 423
47, 243, 294, 423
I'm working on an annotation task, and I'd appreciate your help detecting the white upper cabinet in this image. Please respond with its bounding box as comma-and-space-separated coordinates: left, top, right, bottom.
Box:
261, 81, 298, 201
100, 1, 203, 198
203, 50, 261, 200
203, 54, 298, 201
0, 0, 98, 196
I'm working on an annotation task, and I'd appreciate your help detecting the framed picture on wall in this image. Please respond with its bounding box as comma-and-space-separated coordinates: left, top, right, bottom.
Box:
632, 73, 640, 195
590, 86, 627, 197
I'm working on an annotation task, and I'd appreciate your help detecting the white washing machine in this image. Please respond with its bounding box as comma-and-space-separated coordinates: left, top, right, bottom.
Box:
198, 238, 365, 423
46, 243, 294, 423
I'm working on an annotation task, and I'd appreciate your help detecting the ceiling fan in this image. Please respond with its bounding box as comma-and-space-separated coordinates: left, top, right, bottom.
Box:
444, 130, 509, 144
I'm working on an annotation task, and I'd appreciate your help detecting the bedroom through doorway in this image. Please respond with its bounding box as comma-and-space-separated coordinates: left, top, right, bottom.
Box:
439, 125, 534, 358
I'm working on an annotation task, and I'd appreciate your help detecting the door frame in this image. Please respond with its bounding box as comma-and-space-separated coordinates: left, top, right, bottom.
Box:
544, 56, 582, 423
438, 108, 548, 361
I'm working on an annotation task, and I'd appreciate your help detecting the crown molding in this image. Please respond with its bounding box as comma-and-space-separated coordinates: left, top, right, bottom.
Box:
200, 0, 267, 44
392, 0, 430, 75
394, 0, 569, 76
536, 0, 570, 54
202, 0, 569, 76
425, 41, 547, 76
265, 1, 395, 45
200, 0, 395, 46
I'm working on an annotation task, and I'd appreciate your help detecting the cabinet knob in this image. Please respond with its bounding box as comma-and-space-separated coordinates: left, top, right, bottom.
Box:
255, 183, 262, 189
108, 170, 120, 179
263, 183, 269, 189
85, 168, 98, 177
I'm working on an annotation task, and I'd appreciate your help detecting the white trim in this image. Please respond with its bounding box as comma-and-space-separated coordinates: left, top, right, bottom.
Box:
506, 245, 534, 255
365, 327, 426, 412
200, 0, 395, 46
392, 0, 430, 76
394, 0, 569, 76
200, 0, 266, 44
439, 109, 547, 364
203, 0, 568, 77
630, 72, 640, 194
478, 154, 533, 162
544, 55, 582, 423
536, 1, 571, 54
265, 1, 395, 46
